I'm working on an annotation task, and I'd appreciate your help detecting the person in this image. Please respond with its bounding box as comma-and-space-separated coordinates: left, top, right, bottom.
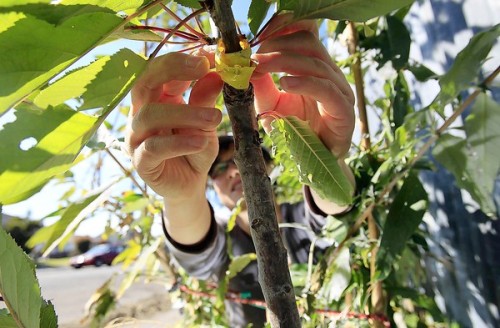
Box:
126, 15, 356, 327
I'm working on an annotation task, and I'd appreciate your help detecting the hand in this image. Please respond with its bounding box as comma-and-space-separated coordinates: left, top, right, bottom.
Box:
126, 52, 223, 201
251, 15, 355, 159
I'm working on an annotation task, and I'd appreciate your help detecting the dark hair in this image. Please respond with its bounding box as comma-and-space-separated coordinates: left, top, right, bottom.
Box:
209, 135, 272, 176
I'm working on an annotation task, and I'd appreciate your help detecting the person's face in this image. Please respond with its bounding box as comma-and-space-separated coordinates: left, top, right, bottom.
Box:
210, 148, 242, 209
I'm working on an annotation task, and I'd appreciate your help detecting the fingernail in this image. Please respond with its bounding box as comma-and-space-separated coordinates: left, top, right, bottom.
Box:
186, 56, 203, 69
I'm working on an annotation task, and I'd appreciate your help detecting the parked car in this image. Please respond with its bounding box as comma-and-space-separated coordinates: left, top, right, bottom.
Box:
70, 243, 122, 268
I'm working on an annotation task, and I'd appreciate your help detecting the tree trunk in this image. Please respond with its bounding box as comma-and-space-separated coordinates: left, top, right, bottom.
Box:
204, 1, 301, 327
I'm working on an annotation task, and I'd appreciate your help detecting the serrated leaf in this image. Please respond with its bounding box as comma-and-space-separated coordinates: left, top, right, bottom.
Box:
40, 300, 58, 328
226, 253, 257, 281
376, 173, 428, 280
0, 104, 98, 205
270, 116, 354, 206
42, 185, 113, 256
0, 227, 41, 328
319, 246, 350, 302
35, 48, 147, 112
434, 24, 500, 109
248, 0, 272, 36
279, 0, 414, 22
0, 6, 124, 114
433, 93, 500, 217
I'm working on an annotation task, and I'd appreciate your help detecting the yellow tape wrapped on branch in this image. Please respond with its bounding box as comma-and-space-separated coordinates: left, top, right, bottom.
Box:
215, 38, 256, 90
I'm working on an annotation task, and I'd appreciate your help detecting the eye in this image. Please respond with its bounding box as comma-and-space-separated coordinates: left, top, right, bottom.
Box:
211, 162, 229, 178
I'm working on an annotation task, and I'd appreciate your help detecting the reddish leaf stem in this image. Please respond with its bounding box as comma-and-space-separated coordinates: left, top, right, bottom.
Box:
149, 8, 206, 59
159, 3, 207, 39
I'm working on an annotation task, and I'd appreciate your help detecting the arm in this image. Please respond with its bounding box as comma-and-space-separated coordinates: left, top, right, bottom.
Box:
126, 52, 223, 245
251, 15, 356, 215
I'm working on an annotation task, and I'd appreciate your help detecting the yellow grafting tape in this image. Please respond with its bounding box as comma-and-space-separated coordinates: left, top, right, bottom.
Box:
215, 38, 256, 90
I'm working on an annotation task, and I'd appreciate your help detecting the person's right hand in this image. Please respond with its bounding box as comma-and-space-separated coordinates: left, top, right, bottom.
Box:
126, 52, 223, 202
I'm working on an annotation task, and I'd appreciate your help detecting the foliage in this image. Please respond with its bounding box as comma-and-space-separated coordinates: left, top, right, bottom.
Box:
0, 0, 498, 327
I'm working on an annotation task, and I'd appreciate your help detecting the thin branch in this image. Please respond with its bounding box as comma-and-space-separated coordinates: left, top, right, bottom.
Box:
149, 8, 206, 59
105, 148, 148, 197
347, 22, 371, 151
160, 3, 207, 39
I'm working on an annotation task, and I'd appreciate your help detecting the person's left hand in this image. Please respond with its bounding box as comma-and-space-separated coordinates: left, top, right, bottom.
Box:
251, 15, 355, 159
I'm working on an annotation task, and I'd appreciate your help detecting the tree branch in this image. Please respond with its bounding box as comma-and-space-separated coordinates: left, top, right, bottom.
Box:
204, 1, 301, 326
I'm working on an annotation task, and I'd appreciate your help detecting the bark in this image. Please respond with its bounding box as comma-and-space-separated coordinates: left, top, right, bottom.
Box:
204, 1, 301, 327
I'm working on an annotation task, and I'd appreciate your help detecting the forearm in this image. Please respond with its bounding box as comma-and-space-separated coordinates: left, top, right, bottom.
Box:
310, 158, 356, 215
163, 188, 212, 246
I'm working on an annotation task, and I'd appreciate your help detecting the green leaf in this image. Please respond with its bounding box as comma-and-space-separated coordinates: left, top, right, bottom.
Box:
0, 104, 98, 205
60, 0, 154, 13
0, 310, 17, 328
116, 239, 161, 298
42, 185, 113, 256
35, 48, 147, 112
319, 246, 350, 302
433, 93, 500, 217
435, 24, 500, 109
248, 0, 272, 36
0, 227, 41, 328
40, 300, 58, 328
407, 64, 437, 82
270, 116, 354, 206
109, 25, 163, 42
26, 225, 55, 250
279, 0, 414, 22
174, 0, 202, 9
121, 196, 149, 213
385, 15, 411, 70
376, 173, 428, 280
0, 6, 125, 114
226, 253, 257, 281
393, 71, 411, 129
83, 277, 116, 326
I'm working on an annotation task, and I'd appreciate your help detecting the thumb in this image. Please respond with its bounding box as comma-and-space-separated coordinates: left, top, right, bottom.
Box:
189, 72, 223, 107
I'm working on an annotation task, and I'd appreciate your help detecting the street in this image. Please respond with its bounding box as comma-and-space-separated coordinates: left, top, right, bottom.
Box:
36, 265, 181, 327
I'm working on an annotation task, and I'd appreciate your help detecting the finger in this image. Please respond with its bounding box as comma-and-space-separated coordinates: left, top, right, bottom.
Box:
257, 13, 318, 41
189, 72, 223, 107
192, 45, 217, 68
133, 133, 210, 175
131, 53, 210, 113
255, 51, 355, 105
256, 31, 331, 68
129, 103, 222, 149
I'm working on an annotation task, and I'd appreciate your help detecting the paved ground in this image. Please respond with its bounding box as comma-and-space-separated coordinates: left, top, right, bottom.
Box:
36, 266, 182, 328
